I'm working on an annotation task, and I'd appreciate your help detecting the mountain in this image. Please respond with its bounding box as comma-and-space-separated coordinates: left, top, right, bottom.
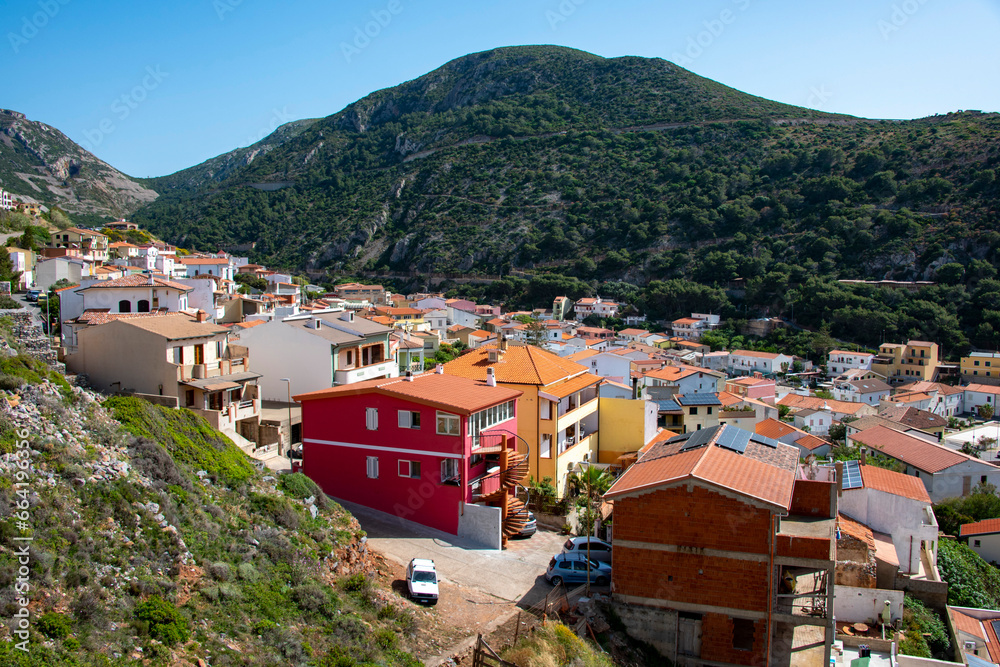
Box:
0, 109, 158, 218
133, 45, 854, 268
130, 46, 1000, 351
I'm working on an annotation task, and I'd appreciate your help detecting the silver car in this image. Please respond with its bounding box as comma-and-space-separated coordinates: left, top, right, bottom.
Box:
562, 536, 612, 563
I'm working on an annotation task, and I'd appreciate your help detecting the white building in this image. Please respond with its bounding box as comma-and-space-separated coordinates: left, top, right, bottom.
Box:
728, 349, 794, 376
827, 350, 874, 376
179, 256, 234, 280
793, 408, 831, 436
964, 384, 1000, 415
0, 188, 13, 210
832, 378, 891, 405
235, 309, 397, 402
961, 519, 1000, 565
573, 296, 619, 319
837, 461, 939, 577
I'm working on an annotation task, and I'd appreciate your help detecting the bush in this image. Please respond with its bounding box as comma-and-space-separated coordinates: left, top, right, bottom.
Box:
278, 473, 329, 509
133, 595, 190, 645
36, 611, 72, 639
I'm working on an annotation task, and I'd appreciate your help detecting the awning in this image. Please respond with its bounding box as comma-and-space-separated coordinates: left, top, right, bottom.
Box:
182, 371, 261, 391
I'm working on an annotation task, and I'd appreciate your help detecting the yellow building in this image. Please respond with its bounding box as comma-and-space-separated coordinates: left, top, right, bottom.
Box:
596, 396, 658, 464
49, 227, 109, 262
872, 340, 939, 384
443, 342, 602, 497
962, 351, 1000, 382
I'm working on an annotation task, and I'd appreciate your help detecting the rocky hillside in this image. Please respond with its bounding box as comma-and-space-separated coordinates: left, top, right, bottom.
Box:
0, 312, 421, 666
0, 109, 157, 218
129, 47, 999, 300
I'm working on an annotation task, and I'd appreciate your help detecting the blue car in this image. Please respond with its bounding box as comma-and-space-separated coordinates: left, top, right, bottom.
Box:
545, 553, 611, 587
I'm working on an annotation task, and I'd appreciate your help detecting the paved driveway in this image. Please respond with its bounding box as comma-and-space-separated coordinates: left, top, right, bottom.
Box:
333, 498, 565, 602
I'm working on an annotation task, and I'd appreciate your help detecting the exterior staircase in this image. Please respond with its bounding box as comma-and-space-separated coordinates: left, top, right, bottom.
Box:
473, 431, 531, 548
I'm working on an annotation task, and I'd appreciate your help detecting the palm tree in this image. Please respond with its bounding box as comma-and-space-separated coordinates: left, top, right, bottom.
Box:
569, 465, 613, 595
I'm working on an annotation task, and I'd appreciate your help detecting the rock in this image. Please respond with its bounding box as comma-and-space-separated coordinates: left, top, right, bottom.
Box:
72, 478, 86, 487
309, 505, 318, 519
305, 495, 315, 505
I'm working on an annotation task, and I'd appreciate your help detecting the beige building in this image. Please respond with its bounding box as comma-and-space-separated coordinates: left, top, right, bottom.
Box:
66, 314, 265, 447
962, 351, 1000, 384
872, 340, 940, 384
49, 227, 109, 262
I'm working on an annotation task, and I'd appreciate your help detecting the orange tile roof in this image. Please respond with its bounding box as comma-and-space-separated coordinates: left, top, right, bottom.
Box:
606, 425, 798, 509
777, 394, 868, 415
730, 376, 772, 386
443, 345, 589, 386
837, 513, 875, 551
795, 434, 829, 451
897, 380, 963, 396
540, 373, 601, 399
294, 372, 522, 414
852, 426, 972, 474
566, 349, 601, 362
731, 349, 782, 359
829, 349, 874, 357
644, 366, 700, 382
756, 418, 802, 440
960, 517, 1000, 537
80, 273, 192, 292
177, 257, 229, 264
617, 328, 648, 336
469, 329, 493, 339
75, 309, 173, 326
113, 313, 228, 339
231, 320, 265, 329
965, 384, 1000, 396
717, 391, 743, 407
672, 317, 701, 325
950, 609, 987, 641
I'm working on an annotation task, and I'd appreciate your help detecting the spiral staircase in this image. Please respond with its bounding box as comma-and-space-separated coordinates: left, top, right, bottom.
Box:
472, 430, 531, 548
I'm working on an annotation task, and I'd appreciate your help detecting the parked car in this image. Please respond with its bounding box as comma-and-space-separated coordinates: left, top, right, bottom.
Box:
513, 510, 536, 538
405, 558, 439, 605
25, 289, 41, 302
562, 536, 612, 563
545, 553, 612, 586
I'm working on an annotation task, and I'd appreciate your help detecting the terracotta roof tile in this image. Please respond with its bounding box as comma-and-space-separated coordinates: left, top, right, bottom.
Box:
113, 313, 228, 340
80, 273, 191, 292
837, 513, 875, 551
879, 406, 946, 430
443, 345, 589, 386
755, 418, 803, 439
75, 309, 172, 326
966, 384, 1000, 396
950, 609, 987, 641
778, 394, 869, 415
540, 373, 601, 399
294, 373, 522, 414
852, 426, 975, 474
960, 517, 1000, 537
606, 425, 798, 509
731, 349, 782, 359
795, 434, 829, 451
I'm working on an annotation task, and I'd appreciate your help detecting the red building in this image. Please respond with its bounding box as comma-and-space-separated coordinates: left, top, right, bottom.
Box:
295, 369, 529, 547
605, 424, 837, 667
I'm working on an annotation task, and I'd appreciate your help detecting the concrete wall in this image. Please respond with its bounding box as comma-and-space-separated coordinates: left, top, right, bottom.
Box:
68, 321, 179, 398
833, 586, 903, 625
610, 602, 677, 660
896, 656, 958, 667
237, 319, 334, 401
457, 503, 501, 550
597, 397, 657, 463
922, 460, 1000, 503
839, 488, 938, 575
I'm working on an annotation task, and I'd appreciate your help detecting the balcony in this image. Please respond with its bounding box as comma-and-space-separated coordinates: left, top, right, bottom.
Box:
334, 360, 395, 384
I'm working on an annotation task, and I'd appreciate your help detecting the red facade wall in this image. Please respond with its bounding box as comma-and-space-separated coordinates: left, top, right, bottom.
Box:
614, 485, 772, 554
300, 390, 516, 535
788, 479, 835, 518
613, 546, 771, 613
776, 534, 833, 561
700, 613, 768, 666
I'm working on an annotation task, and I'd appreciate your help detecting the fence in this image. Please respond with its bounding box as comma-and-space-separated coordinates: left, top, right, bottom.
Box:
472, 634, 518, 667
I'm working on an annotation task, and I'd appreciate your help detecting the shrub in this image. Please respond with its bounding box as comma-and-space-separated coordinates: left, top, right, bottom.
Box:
36, 612, 72, 639
278, 473, 329, 508
133, 595, 190, 645
207, 561, 232, 582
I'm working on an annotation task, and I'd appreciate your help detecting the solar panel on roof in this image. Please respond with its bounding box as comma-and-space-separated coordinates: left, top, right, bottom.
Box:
679, 428, 715, 451
656, 400, 682, 412
715, 427, 751, 454
749, 433, 780, 449
677, 393, 722, 406
842, 460, 863, 490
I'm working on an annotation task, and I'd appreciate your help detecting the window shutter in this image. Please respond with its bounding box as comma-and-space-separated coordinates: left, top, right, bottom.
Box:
366, 407, 378, 430
398, 410, 409, 429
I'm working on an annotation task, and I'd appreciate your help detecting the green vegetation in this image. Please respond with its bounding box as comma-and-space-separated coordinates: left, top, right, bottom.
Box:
104, 396, 256, 487
934, 483, 1000, 536
133, 596, 190, 645
128, 47, 1000, 354
503, 622, 615, 667
937, 538, 1000, 609
898, 595, 950, 659
829, 443, 905, 472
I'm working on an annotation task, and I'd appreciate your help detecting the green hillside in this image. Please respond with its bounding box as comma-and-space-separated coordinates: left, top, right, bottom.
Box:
130, 46, 1000, 350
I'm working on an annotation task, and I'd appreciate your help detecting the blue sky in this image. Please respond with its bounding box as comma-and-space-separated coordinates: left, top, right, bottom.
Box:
4, 0, 999, 177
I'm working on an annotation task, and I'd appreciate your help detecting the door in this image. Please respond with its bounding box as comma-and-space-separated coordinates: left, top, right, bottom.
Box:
678, 614, 702, 657
194, 344, 205, 365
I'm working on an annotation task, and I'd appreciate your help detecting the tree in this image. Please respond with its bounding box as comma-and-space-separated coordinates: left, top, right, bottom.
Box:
567, 465, 613, 594
524, 320, 548, 347
980, 404, 995, 421
0, 248, 21, 288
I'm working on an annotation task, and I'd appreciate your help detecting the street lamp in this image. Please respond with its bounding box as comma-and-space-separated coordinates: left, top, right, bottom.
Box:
279, 378, 292, 459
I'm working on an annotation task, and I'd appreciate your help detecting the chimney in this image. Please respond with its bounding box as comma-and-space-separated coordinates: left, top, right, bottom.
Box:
196, 310, 207, 323
340, 310, 354, 323
405, 371, 414, 382
859, 446, 867, 466
486, 367, 496, 387
435, 364, 444, 374
499, 335, 507, 352
835, 461, 844, 497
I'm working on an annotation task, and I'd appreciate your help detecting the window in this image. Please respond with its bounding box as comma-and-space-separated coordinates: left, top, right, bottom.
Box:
173, 346, 183, 364
366, 407, 379, 430
732, 618, 755, 651
541, 434, 552, 458
398, 410, 421, 429
366, 456, 379, 479
398, 460, 421, 478
689, 407, 698, 416
345, 350, 354, 367
706, 407, 713, 415
437, 411, 460, 436
185, 390, 195, 407
137, 299, 150, 313
118, 299, 131, 313
440, 459, 459, 483
983, 476, 989, 485
540, 400, 551, 420
975, 539, 982, 548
